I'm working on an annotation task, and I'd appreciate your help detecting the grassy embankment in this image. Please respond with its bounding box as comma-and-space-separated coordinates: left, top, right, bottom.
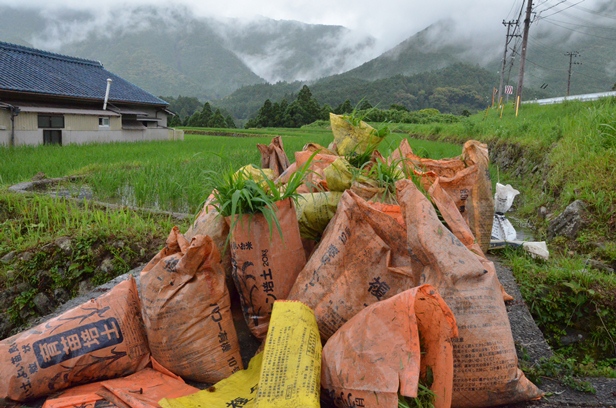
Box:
394, 99, 616, 384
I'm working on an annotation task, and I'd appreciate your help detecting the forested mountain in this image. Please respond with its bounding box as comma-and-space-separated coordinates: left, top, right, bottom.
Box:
216, 63, 545, 119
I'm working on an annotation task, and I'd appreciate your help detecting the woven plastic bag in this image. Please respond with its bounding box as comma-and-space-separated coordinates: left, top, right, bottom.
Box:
396, 179, 542, 407
43, 363, 198, 408
184, 194, 231, 276
0, 276, 150, 402
257, 136, 291, 178
140, 227, 242, 383
288, 190, 417, 340
329, 113, 383, 156
228, 198, 307, 340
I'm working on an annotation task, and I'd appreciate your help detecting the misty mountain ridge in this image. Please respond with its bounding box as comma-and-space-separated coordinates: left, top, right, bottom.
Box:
0, 5, 376, 99
0, 3, 613, 107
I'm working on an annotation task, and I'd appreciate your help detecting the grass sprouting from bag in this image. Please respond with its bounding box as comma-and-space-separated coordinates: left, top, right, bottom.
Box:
397, 365, 436, 408
207, 153, 315, 239
397, 384, 436, 408
364, 159, 408, 203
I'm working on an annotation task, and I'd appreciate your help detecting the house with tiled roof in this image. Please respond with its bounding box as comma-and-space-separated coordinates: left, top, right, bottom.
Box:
0, 41, 182, 146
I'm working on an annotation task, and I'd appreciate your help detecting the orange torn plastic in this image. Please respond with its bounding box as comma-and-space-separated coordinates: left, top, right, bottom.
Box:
288, 190, 417, 340
257, 136, 291, 178
387, 138, 413, 166
0, 277, 150, 402
397, 179, 542, 407
140, 228, 242, 383
97, 368, 198, 408
42, 383, 107, 408
228, 198, 307, 340
43, 366, 198, 408
321, 285, 458, 408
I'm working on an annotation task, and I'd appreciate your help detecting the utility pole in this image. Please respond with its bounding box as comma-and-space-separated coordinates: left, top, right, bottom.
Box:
516, 0, 533, 104
565, 51, 581, 96
498, 20, 519, 106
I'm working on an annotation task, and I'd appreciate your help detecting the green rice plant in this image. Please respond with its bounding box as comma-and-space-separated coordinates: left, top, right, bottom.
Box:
397, 384, 436, 408
398, 365, 436, 408
362, 158, 407, 203
207, 153, 315, 238
345, 143, 378, 169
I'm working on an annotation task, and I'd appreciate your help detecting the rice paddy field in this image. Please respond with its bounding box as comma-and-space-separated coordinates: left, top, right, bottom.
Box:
0, 129, 462, 215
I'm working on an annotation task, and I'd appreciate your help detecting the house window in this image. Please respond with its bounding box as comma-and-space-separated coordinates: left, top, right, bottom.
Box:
38, 115, 64, 128
99, 117, 110, 127
43, 130, 62, 145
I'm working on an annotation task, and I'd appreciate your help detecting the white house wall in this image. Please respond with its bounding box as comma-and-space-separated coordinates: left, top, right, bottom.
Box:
0, 112, 180, 146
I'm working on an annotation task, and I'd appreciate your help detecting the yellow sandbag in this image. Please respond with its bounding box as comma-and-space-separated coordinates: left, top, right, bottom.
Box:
160, 301, 321, 408
323, 157, 353, 191
330, 113, 382, 156
295, 192, 343, 241
159, 352, 263, 408
254, 301, 321, 408
235, 164, 274, 184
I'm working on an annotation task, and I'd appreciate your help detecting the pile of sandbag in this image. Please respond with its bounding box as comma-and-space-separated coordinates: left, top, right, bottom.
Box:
1, 113, 543, 408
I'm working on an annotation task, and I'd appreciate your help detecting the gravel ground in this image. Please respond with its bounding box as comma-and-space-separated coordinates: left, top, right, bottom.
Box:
4, 258, 615, 408
492, 256, 616, 408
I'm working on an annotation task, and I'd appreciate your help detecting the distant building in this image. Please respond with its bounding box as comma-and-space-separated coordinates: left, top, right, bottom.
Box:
0, 41, 182, 146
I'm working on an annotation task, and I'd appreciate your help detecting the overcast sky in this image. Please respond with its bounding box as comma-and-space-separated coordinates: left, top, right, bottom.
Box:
0, 0, 536, 50
1, 0, 612, 61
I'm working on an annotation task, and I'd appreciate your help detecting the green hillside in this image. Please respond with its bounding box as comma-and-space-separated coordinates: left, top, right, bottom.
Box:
216, 63, 537, 120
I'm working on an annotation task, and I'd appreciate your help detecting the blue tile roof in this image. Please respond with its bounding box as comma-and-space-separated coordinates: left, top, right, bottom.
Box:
0, 41, 167, 106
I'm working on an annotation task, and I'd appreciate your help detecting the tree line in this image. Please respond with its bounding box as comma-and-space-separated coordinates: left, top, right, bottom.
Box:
161, 96, 237, 128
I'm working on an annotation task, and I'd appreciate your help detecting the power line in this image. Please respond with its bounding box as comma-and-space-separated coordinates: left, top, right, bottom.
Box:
542, 19, 616, 40
565, 1, 616, 19
535, 0, 568, 17
544, 17, 616, 31
537, 0, 587, 19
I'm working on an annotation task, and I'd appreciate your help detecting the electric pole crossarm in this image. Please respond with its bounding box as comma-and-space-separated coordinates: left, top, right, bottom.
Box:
498, 20, 519, 104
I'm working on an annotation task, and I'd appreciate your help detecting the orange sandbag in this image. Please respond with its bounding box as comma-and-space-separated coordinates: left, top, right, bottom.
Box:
274, 161, 297, 186
406, 153, 466, 179
387, 138, 413, 166
140, 228, 242, 383
366, 201, 404, 226
295, 150, 338, 192
461, 140, 494, 254
428, 177, 514, 302
321, 285, 458, 408
288, 190, 417, 340
0, 277, 150, 402
257, 136, 291, 178
184, 194, 231, 276
397, 179, 542, 407
228, 198, 307, 340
